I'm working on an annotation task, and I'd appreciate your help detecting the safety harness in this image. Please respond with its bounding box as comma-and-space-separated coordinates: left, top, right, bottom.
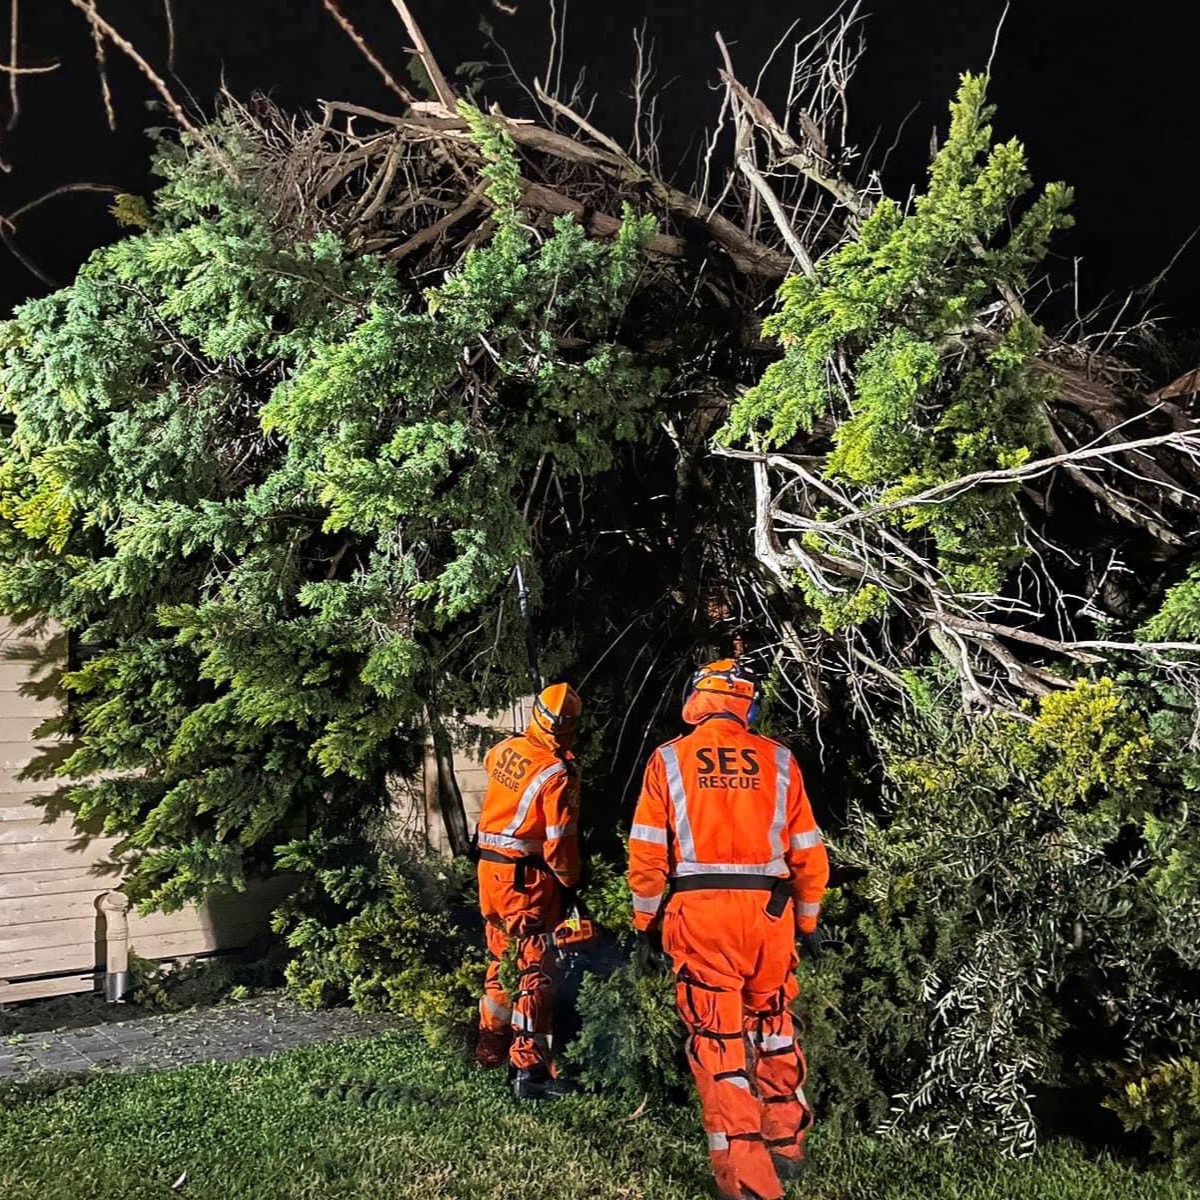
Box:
670, 874, 793, 918
478, 847, 550, 894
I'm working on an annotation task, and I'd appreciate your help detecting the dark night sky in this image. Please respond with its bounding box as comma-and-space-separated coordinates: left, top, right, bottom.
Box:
2, 1, 1198, 331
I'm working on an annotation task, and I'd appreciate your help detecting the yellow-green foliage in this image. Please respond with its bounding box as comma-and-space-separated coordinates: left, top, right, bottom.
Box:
723, 74, 1073, 614
1108, 1057, 1200, 1178
110, 194, 152, 229
1011, 678, 1155, 809
801, 580, 890, 634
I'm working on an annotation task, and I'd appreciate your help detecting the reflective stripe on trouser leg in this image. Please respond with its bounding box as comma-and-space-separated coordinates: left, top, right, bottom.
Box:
477, 956, 514, 1067
674, 973, 783, 1200
509, 932, 558, 1071
746, 985, 812, 1159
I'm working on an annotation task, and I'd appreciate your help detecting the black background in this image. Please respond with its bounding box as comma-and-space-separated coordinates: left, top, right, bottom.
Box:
2, 0, 1199, 333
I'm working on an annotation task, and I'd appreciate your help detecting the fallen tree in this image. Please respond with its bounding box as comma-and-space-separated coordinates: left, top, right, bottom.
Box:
2, 1, 1200, 1167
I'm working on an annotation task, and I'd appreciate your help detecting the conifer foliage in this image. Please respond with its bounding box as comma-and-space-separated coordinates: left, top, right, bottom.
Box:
0, 108, 661, 910
4, 10, 1200, 1169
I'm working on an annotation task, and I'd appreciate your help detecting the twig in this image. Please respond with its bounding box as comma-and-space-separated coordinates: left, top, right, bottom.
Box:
321, 0, 413, 105
531, 82, 790, 277
714, 31, 815, 274
162, 0, 176, 71
0, 59, 55, 74
387, 182, 485, 260
1, 181, 122, 286
6, 0, 17, 136
6, 180, 121, 223
389, 0, 456, 110
0, 215, 56, 285
985, 2, 1011, 79
716, 35, 873, 221
86, 1, 116, 131
617, 1093, 651, 1123
735, 146, 815, 276
733, 427, 1200, 534
937, 614, 1200, 660
67, 0, 236, 177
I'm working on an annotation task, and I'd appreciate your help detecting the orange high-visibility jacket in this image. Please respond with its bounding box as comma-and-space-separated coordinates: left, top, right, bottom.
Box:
629, 716, 829, 932
477, 733, 581, 888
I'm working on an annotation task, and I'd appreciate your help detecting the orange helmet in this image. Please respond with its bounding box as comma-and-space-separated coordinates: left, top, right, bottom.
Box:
531, 682, 583, 738
687, 658, 758, 703
682, 658, 759, 726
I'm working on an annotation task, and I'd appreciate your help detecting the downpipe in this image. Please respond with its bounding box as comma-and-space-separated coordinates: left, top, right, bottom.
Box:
97, 890, 132, 1002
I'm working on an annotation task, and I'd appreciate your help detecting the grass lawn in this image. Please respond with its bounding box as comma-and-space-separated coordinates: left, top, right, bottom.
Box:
1, 1029, 1196, 1200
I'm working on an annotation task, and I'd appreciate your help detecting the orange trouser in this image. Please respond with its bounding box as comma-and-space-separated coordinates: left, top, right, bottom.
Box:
662, 889, 813, 1200
477, 858, 564, 1071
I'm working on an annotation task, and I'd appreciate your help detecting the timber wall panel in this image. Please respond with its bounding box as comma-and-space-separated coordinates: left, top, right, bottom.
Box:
417, 698, 536, 855
0, 618, 282, 1004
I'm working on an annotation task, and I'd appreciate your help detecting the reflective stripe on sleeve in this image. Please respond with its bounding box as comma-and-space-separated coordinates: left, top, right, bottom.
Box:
707, 1132, 729, 1151
717, 1074, 751, 1092
672, 859, 788, 877
748, 1032, 793, 1052
770, 745, 790, 860
630, 822, 668, 845
797, 900, 821, 918
790, 828, 823, 850
477, 832, 544, 854
502, 762, 566, 838
632, 892, 664, 915
660, 745, 696, 860
544, 821, 577, 840
480, 995, 512, 1023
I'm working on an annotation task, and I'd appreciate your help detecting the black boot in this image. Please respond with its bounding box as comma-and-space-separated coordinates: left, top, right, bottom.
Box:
512, 1065, 572, 1101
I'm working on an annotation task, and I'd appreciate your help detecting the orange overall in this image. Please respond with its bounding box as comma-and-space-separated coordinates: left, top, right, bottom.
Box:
629, 691, 828, 1200
476, 708, 581, 1073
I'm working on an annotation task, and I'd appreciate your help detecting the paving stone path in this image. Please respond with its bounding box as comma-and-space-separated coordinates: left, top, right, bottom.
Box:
0, 996, 399, 1082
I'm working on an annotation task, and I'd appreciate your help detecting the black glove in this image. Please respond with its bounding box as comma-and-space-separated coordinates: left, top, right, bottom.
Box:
798, 927, 824, 960
635, 927, 666, 971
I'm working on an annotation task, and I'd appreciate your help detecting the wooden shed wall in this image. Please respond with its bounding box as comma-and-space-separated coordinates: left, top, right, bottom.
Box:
419, 699, 535, 856
0, 619, 281, 1005
0, 614, 524, 1005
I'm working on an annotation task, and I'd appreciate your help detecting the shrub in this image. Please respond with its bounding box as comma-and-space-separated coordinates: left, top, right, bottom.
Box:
817, 677, 1200, 1152
559, 856, 685, 1100
276, 837, 485, 1050
1108, 1057, 1200, 1179
0, 103, 662, 914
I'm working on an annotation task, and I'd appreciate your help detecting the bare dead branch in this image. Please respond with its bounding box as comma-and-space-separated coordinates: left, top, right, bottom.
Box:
163, 0, 176, 71
387, 182, 485, 260
321, 0, 414, 106
66, 0, 236, 177
0, 59, 56, 74
86, 1, 116, 131
0, 215, 56, 286
6, 0, 17, 137
530, 83, 791, 277
389, 0, 456, 110
6, 181, 122, 223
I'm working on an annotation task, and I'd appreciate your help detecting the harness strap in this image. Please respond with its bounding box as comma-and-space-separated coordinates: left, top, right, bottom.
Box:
670, 874, 793, 918
671, 874, 779, 892
478, 848, 550, 893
